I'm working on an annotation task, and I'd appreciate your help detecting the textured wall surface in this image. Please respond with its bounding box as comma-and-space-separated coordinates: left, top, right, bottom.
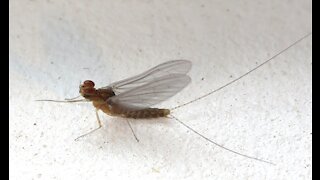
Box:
10, 0, 311, 179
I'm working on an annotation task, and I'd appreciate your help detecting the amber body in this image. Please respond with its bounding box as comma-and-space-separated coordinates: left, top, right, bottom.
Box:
80, 80, 170, 119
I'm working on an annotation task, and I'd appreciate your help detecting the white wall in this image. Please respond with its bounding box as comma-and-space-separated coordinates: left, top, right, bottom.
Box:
9, 0, 311, 179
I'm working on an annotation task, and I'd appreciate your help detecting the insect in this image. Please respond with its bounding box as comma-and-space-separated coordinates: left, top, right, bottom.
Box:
77, 60, 191, 141
37, 32, 311, 166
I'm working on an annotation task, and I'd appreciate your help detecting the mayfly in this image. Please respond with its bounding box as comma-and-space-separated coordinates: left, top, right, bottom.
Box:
40, 60, 192, 142
37, 32, 311, 166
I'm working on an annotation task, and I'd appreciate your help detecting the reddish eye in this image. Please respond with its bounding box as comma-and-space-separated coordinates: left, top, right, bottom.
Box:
83, 80, 95, 87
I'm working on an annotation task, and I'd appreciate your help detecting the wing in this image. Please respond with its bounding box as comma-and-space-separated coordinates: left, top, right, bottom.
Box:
107, 74, 191, 110
103, 60, 192, 95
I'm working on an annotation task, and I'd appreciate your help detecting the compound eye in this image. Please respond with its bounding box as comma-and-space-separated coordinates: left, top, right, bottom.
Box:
83, 80, 95, 88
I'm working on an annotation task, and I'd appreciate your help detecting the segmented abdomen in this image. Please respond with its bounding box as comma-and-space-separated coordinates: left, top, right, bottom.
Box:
96, 101, 170, 119
123, 108, 170, 119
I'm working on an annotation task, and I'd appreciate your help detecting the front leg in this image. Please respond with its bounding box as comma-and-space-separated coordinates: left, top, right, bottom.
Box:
75, 109, 103, 141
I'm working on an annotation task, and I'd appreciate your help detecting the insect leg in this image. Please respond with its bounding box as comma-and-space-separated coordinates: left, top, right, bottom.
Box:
64, 95, 82, 101
36, 99, 88, 103
74, 109, 103, 141
126, 119, 140, 142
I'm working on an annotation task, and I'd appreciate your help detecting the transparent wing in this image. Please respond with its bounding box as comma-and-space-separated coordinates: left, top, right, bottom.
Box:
104, 60, 192, 95
107, 74, 191, 110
